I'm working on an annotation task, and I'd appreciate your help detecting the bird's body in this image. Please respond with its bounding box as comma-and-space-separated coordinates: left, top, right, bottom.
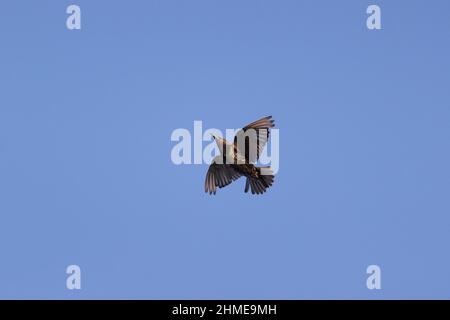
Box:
205, 116, 275, 195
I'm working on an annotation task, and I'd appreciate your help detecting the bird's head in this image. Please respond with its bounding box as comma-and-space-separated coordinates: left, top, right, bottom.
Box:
211, 134, 227, 147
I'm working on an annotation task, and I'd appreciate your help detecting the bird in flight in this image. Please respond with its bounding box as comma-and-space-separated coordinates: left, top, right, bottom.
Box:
205, 116, 275, 195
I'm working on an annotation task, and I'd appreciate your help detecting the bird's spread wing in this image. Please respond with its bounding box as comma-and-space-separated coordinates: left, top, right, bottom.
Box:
233, 116, 275, 164
205, 160, 242, 195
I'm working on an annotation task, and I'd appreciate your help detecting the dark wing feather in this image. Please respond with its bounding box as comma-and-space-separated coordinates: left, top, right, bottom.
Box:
233, 116, 275, 163
205, 160, 242, 195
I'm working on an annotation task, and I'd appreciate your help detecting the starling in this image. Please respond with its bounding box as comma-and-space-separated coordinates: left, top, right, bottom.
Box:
205, 116, 275, 195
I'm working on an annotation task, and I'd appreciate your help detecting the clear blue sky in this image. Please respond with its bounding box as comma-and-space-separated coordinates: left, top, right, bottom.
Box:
1, 0, 449, 299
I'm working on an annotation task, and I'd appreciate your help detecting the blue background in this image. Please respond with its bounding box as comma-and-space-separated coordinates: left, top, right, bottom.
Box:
1, 1, 449, 299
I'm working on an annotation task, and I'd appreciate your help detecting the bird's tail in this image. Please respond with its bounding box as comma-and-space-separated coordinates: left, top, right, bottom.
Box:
244, 166, 275, 195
